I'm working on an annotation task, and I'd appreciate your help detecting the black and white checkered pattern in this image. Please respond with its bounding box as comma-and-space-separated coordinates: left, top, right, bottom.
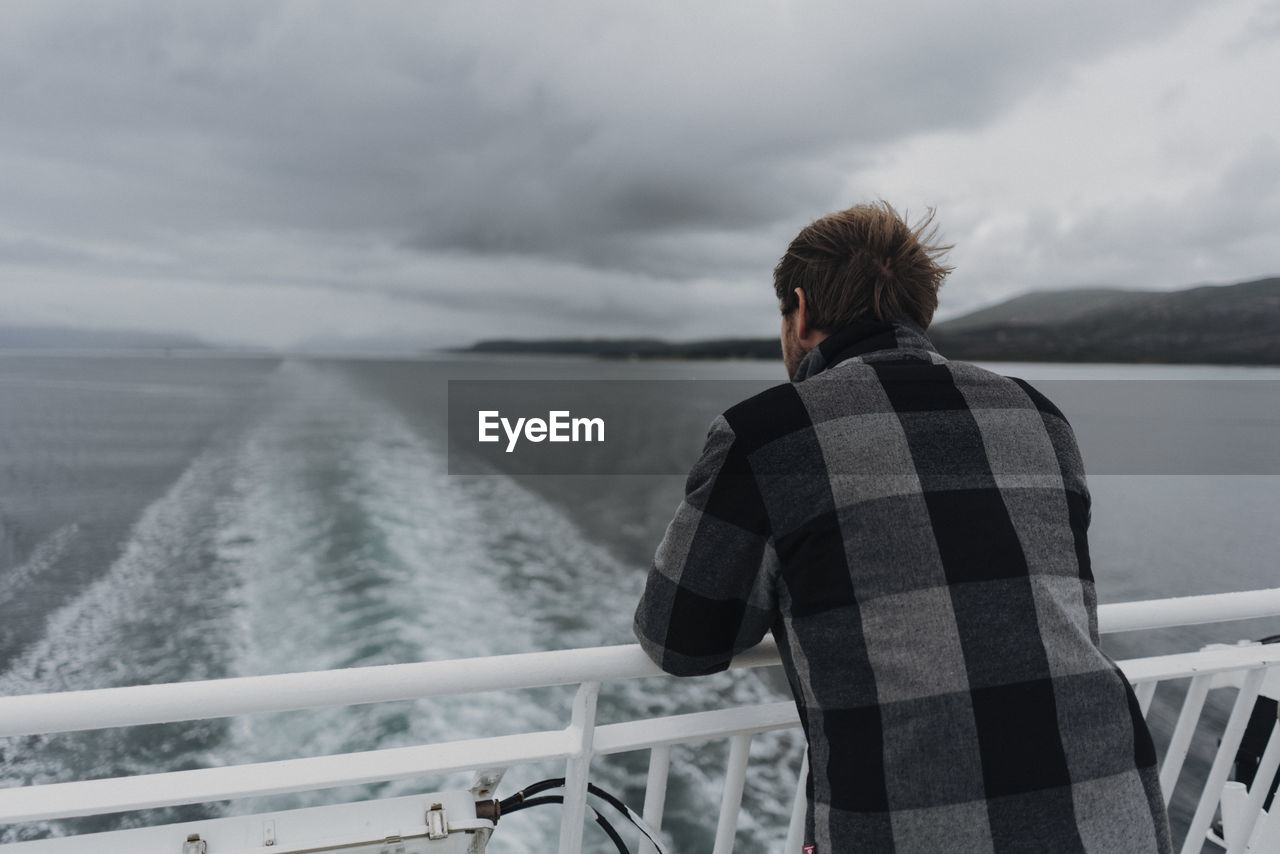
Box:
634, 319, 1172, 853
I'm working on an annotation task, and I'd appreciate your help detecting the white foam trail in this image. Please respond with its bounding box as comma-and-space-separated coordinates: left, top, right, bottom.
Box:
206, 365, 584, 823
0, 454, 236, 699
0, 522, 79, 611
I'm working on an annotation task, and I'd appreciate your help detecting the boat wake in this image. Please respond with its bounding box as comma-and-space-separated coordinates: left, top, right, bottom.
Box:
0, 361, 800, 853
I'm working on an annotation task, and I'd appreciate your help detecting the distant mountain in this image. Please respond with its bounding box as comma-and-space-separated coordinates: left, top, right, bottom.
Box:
467, 336, 781, 360
934, 288, 1149, 331
929, 277, 1280, 363
0, 324, 215, 351
462, 276, 1280, 364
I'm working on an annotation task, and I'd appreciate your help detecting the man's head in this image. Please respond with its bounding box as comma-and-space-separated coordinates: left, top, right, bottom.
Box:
775, 201, 953, 378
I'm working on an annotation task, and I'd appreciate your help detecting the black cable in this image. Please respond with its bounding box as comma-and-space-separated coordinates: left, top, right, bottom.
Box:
500, 794, 564, 815
585, 784, 634, 821
518, 777, 566, 798
498, 777, 567, 812
585, 783, 667, 853
593, 807, 631, 854
495, 778, 667, 853
492, 790, 632, 854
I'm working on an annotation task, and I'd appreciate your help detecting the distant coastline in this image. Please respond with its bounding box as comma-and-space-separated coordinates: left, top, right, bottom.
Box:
464, 276, 1280, 365
0, 325, 214, 351
3, 276, 1276, 363
466, 336, 783, 361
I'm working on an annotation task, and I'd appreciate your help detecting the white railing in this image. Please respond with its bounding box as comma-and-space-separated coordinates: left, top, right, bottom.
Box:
1, 589, 1279, 853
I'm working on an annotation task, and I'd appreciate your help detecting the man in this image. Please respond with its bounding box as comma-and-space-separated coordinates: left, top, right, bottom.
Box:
633, 202, 1172, 853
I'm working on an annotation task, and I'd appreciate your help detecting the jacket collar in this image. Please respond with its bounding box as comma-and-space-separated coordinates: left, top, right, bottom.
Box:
792, 316, 944, 381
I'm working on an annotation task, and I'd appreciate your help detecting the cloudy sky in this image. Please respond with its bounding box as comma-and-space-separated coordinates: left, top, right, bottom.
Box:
1, 0, 1277, 349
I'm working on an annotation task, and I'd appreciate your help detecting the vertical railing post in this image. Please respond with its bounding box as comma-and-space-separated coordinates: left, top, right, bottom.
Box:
712, 733, 753, 854
558, 681, 600, 854
1160, 673, 1213, 802
1181, 668, 1266, 854
783, 751, 809, 854
1224, 718, 1280, 854
1247, 790, 1280, 851
639, 744, 672, 854
1134, 680, 1158, 717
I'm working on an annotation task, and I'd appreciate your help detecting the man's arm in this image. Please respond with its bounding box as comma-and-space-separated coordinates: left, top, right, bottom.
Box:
1011, 376, 1098, 636
633, 414, 778, 676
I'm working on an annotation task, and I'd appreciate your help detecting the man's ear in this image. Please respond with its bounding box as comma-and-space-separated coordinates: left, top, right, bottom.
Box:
793, 287, 831, 351
794, 288, 810, 340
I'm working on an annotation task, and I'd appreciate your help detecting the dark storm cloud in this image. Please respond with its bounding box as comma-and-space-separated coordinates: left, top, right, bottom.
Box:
1, 1, 1201, 278
387, 1, 1208, 275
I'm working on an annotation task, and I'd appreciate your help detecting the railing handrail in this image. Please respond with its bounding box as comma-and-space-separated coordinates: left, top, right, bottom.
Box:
0, 641, 782, 739
0, 588, 1277, 740
1097, 587, 1280, 633
2, 642, 1278, 829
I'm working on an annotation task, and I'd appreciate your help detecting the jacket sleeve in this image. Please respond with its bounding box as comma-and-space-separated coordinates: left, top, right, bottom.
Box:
633, 414, 778, 676
1011, 376, 1098, 632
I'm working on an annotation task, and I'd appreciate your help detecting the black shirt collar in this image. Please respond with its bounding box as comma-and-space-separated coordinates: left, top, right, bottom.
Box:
793, 317, 942, 381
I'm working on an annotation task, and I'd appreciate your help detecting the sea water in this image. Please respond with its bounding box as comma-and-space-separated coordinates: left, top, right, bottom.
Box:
0, 352, 1277, 852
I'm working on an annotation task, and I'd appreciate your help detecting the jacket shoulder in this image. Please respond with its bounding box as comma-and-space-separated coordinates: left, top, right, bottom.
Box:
939, 361, 1075, 422
720, 381, 812, 454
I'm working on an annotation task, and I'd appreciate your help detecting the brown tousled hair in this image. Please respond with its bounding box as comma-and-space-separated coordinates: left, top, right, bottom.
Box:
774, 201, 954, 329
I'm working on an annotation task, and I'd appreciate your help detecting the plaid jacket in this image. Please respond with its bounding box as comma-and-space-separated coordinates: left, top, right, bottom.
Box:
634, 319, 1172, 853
